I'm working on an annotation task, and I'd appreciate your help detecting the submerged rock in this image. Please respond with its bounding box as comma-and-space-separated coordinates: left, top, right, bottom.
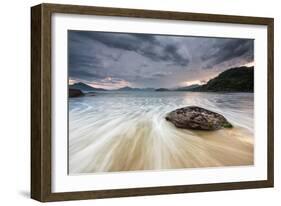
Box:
165, 106, 232, 130
69, 88, 84, 98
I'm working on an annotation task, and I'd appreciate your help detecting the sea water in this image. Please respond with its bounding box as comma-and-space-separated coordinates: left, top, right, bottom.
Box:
69, 91, 254, 174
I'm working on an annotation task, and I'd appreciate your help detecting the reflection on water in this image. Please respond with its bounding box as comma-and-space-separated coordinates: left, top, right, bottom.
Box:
69, 91, 254, 174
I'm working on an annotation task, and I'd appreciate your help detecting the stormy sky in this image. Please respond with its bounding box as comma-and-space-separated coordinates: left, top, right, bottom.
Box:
68, 30, 254, 89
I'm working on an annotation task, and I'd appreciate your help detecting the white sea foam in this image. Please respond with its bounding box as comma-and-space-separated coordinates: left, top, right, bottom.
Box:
69, 91, 254, 174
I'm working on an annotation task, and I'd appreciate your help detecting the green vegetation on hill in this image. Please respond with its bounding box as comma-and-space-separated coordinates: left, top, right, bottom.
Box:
193, 66, 254, 92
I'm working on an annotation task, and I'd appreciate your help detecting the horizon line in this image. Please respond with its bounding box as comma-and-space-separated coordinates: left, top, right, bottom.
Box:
69, 65, 254, 90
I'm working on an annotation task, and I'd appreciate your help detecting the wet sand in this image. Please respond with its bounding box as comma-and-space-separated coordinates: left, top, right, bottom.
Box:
69, 109, 253, 173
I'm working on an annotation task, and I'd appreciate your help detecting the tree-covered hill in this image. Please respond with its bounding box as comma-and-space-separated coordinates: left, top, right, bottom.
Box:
193, 66, 254, 92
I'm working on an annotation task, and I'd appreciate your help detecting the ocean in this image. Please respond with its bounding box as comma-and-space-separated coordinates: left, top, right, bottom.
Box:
69, 91, 254, 174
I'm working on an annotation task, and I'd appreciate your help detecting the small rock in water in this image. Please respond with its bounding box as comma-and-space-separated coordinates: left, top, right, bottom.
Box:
69, 88, 84, 98
165, 106, 233, 130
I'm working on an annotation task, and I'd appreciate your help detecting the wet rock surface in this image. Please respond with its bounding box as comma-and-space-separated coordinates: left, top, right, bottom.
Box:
166, 106, 233, 130
69, 88, 84, 98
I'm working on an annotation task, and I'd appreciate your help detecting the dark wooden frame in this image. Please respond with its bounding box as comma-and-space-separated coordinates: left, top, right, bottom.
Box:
31, 3, 274, 202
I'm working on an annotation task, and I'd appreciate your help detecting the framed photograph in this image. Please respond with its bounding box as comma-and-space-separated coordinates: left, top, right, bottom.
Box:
31, 3, 274, 202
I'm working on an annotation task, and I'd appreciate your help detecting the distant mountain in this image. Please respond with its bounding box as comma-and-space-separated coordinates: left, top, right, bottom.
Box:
69, 82, 107, 92
116, 86, 136, 91
155, 88, 170, 91
116, 86, 154, 91
141, 88, 155, 91
193, 66, 254, 92
175, 84, 200, 91
154, 84, 199, 92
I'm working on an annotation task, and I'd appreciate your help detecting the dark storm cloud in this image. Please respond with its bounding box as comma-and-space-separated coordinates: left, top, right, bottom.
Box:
163, 44, 190, 66
70, 31, 190, 66
201, 39, 254, 69
153, 73, 167, 77
75, 31, 145, 51
68, 30, 254, 89
68, 52, 108, 81
69, 54, 101, 69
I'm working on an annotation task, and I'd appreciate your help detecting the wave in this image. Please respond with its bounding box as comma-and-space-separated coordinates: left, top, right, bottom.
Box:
68, 92, 254, 174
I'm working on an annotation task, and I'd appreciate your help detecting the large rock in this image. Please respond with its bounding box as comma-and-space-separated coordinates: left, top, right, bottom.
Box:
165, 106, 232, 130
69, 88, 84, 98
